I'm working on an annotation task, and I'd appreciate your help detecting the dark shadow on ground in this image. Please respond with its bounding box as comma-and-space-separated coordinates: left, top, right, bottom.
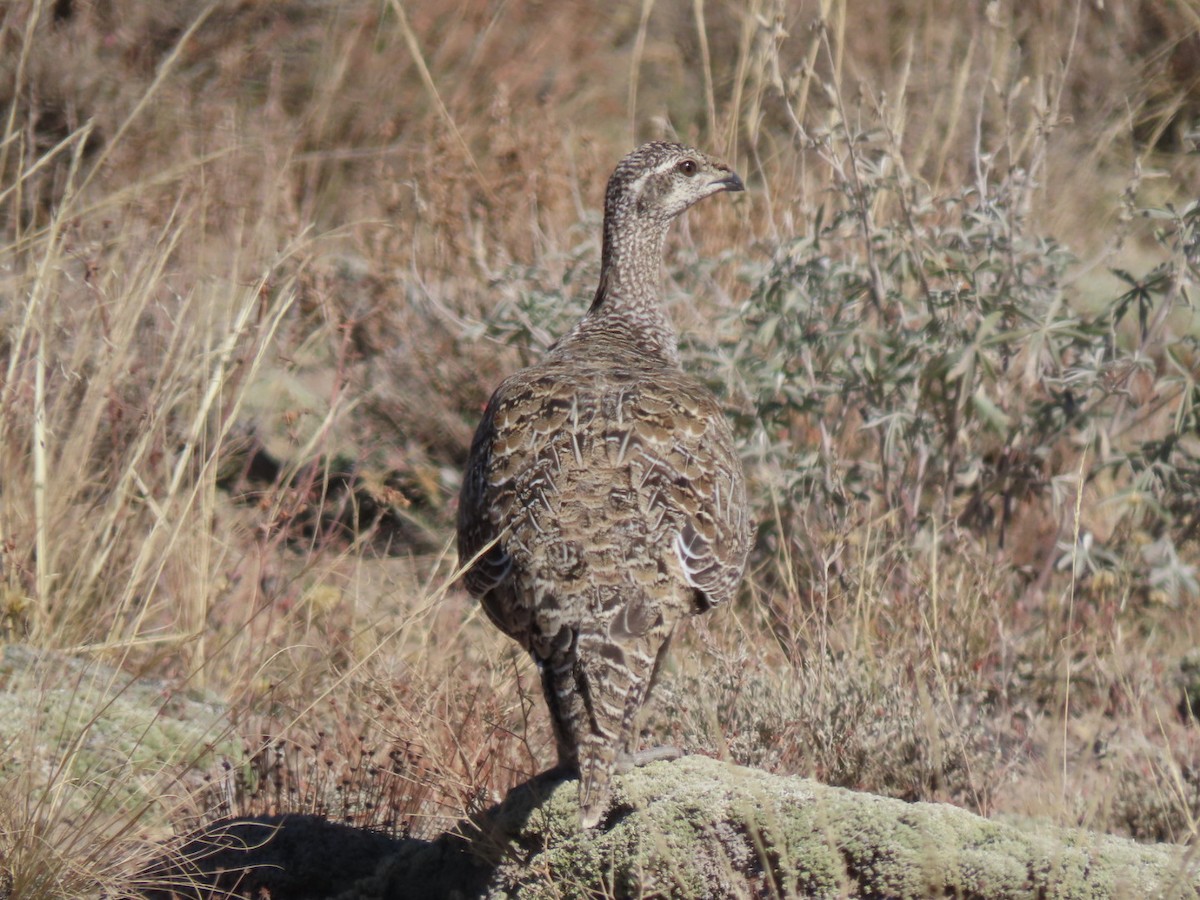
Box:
131, 771, 570, 900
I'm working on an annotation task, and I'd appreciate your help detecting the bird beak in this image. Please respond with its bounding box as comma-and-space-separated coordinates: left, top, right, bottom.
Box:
715, 172, 745, 193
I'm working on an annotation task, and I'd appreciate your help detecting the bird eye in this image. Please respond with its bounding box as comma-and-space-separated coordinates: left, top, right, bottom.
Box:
677, 159, 698, 176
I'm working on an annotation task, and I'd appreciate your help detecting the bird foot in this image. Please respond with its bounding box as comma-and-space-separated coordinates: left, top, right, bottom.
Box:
615, 745, 682, 774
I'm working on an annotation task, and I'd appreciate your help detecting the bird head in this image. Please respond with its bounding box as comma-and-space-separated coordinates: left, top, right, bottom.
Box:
604, 141, 744, 225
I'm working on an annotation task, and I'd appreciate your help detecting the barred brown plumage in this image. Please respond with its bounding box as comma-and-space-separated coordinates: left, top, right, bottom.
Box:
456, 141, 752, 828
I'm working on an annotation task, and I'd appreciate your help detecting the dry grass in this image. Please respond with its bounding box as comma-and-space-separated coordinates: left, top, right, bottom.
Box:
1, 0, 1199, 895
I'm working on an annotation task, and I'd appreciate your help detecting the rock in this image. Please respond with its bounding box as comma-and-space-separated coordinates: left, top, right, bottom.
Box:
0, 643, 232, 822
137, 755, 1200, 899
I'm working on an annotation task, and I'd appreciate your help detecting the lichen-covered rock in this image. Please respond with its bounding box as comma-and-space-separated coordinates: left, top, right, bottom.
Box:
142, 755, 1200, 899
0, 643, 233, 821
466, 756, 1199, 899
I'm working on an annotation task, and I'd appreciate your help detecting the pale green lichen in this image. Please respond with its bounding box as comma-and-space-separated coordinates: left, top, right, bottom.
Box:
0, 643, 233, 823
470, 756, 1200, 899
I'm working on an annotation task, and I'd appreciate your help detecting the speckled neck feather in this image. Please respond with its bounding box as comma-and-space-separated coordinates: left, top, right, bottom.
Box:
553, 141, 740, 367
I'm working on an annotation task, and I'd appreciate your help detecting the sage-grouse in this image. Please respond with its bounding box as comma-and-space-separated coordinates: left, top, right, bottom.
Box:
457, 141, 752, 828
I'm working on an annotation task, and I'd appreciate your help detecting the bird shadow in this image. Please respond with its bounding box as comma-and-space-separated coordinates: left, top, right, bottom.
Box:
129, 769, 573, 900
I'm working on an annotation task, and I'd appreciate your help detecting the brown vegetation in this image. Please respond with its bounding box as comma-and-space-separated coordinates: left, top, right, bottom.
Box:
0, 0, 1198, 895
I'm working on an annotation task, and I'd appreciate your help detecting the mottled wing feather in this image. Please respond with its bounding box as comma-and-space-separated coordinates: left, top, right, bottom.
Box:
457, 358, 750, 648
623, 378, 751, 608
456, 392, 509, 595
457, 370, 590, 648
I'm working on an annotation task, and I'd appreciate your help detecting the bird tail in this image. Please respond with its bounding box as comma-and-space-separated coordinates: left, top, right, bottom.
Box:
572, 617, 671, 828
542, 644, 628, 828
578, 731, 620, 829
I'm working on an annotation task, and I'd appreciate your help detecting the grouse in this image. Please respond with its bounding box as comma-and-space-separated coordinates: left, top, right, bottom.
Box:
457, 141, 752, 828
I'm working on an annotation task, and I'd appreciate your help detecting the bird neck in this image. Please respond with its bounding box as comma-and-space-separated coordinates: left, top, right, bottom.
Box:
570, 212, 680, 365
